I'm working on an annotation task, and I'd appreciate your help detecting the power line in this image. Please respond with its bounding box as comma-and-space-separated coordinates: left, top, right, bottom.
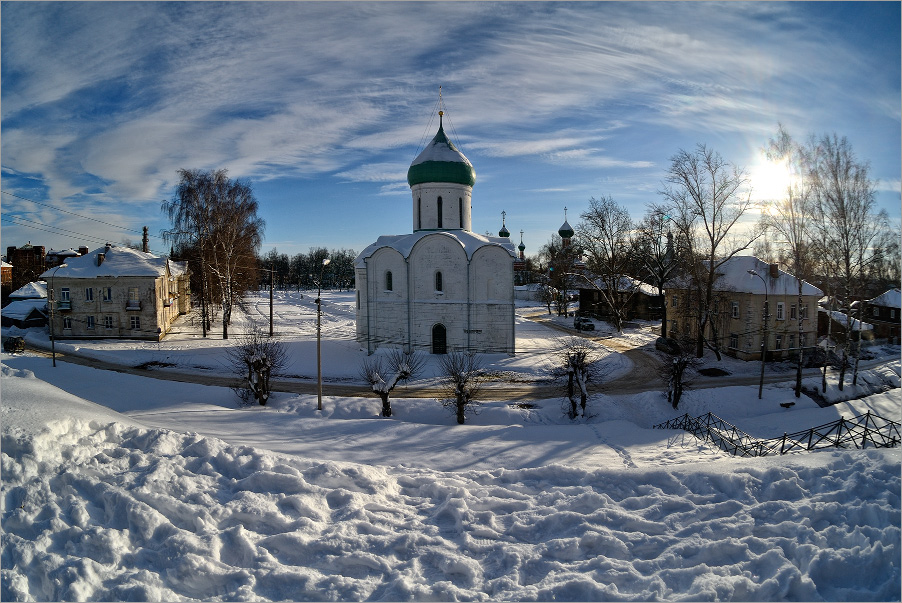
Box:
1, 190, 157, 238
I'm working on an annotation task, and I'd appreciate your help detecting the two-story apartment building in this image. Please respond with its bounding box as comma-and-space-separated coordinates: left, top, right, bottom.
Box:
864, 288, 901, 343
666, 256, 823, 361
41, 244, 190, 341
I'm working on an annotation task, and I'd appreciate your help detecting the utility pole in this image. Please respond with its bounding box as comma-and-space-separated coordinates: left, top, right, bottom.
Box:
269, 266, 274, 336
317, 257, 331, 411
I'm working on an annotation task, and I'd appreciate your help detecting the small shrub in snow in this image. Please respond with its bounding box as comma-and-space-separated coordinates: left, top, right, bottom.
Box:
226, 328, 288, 406
438, 352, 486, 425
359, 349, 425, 417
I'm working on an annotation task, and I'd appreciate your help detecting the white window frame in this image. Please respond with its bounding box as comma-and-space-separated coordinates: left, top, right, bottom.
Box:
790, 304, 797, 320
776, 302, 785, 320
775, 334, 783, 350
729, 333, 739, 349
62, 317, 72, 330
103, 287, 113, 302
103, 316, 113, 329
130, 316, 141, 330
731, 301, 739, 319
86, 316, 95, 330
60, 288, 70, 302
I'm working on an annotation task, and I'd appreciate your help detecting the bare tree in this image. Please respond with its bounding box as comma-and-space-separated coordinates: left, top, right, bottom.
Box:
808, 133, 887, 388
360, 349, 426, 417
553, 338, 606, 419
163, 169, 264, 339
758, 125, 817, 398
576, 196, 637, 332
634, 207, 678, 337
227, 327, 288, 406
658, 335, 702, 409
537, 235, 579, 316
438, 352, 486, 425
659, 144, 758, 358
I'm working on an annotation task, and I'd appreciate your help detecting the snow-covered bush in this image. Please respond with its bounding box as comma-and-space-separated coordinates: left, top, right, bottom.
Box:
226, 327, 288, 406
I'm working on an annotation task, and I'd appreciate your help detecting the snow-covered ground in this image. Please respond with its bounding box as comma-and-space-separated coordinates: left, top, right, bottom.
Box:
2, 291, 900, 601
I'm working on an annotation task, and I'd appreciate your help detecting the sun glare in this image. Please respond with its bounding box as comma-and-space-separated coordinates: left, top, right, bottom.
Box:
750, 155, 791, 202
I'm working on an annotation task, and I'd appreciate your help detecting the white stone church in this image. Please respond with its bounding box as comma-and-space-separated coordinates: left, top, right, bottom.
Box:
355, 113, 516, 354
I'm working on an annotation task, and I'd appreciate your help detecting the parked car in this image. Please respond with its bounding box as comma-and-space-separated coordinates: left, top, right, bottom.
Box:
574, 316, 595, 331
3, 336, 25, 353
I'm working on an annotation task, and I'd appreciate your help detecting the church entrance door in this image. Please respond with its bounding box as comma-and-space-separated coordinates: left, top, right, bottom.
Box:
432, 324, 447, 354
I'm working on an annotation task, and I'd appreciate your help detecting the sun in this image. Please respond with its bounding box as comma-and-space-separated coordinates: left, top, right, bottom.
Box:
750, 154, 792, 203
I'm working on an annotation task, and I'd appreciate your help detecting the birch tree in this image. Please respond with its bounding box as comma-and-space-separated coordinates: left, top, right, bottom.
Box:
808, 133, 887, 388
758, 125, 816, 398
659, 144, 758, 358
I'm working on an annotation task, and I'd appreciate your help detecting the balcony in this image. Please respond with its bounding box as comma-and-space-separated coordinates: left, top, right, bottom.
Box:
126, 301, 142, 311
57, 300, 72, 311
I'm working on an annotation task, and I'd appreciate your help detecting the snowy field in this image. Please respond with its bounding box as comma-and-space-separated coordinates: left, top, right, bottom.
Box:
2, 291, 901, 601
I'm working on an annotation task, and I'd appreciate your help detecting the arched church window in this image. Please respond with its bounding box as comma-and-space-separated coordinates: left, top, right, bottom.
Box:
459, 198, 463, 227
385, 271, 393, 291
437, 197, 443, 229
418, 198, 422, 230
435, 271, 443, 292
432, 323, 447, 354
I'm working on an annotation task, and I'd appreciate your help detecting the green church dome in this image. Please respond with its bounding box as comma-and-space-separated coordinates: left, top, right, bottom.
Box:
407, 117, 476, 187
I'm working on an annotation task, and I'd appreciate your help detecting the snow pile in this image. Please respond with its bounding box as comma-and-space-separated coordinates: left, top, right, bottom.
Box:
2, 366, 900, 601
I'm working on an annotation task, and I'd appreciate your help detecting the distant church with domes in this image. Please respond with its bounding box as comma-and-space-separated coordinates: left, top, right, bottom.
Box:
355, 111, 516, 354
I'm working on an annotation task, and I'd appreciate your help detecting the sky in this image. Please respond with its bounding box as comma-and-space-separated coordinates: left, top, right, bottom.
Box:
2, 1, 900, 260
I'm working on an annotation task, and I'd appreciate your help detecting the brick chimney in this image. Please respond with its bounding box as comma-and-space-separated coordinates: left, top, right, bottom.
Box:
769, 263, 779, 279
142, 226, 149, 253
97, 252, 105, 266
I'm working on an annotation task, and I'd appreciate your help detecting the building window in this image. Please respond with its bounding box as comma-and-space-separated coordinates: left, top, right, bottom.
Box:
800, 304, 808, 319
103, 287, 112, 301
63, 317, 72, 330
435, 271, 443, 292
731, 301, 739, 318
86, 316, 95, 330
729, 333, 738, 349
459, 198, 463, 227
417, 198, 422, 230
385, 271, 393, 291
788, 334, 795, 349
873, 306, 880, 317
775, 334, 783, 350
130, 316, 140, 330
85, 287, 94, 302
61, 288, 70, 302
437, 197, 443, 228
104, 316, 113, 329
776, 302, 785, 320
672, 295, 678, 308
892, 309, 897, 319
790, 304, 797, 320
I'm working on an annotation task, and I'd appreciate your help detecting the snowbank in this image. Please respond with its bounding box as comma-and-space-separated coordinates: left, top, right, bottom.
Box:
2, 365, 900, 601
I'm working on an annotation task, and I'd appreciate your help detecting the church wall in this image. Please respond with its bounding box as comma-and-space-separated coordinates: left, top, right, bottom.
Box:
361, 247, 410, 351
409, 235, 469, 352
469, 246, 515, 353
411, 183, 472, 231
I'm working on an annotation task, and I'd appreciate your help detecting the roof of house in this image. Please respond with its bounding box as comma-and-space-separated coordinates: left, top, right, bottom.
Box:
585, 276, 658, 297
39, 246, 187, 279
668, 256, 822, 297
9, 281, 47, 299
867, 288, 901, 308
2, 261, 12, 269
2, 299, 48, 320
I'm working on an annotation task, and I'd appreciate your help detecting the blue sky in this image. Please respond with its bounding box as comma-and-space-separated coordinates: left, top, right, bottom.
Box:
2, 2, 899, 260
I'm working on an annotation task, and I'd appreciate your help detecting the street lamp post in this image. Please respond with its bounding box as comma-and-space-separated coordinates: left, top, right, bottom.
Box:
316, 257, 330, 411
48, 265, 63, 367
748, 269, 769, 399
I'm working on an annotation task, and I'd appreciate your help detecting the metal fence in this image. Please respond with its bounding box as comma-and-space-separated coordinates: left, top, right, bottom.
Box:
653, 410, 901, 457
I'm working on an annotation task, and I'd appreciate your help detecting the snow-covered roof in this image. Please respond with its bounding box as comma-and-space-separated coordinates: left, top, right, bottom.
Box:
355, 230, 516, 267
1, 261, 12, 269
587, 276, 658, 297
669, 256, 822, 297
1, 299, 48, 320
39, 246, 173, 279
868, 288, 901, 309
47, 248, 82, 257
9, 281, 47, 299
820, 308, 873, 331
